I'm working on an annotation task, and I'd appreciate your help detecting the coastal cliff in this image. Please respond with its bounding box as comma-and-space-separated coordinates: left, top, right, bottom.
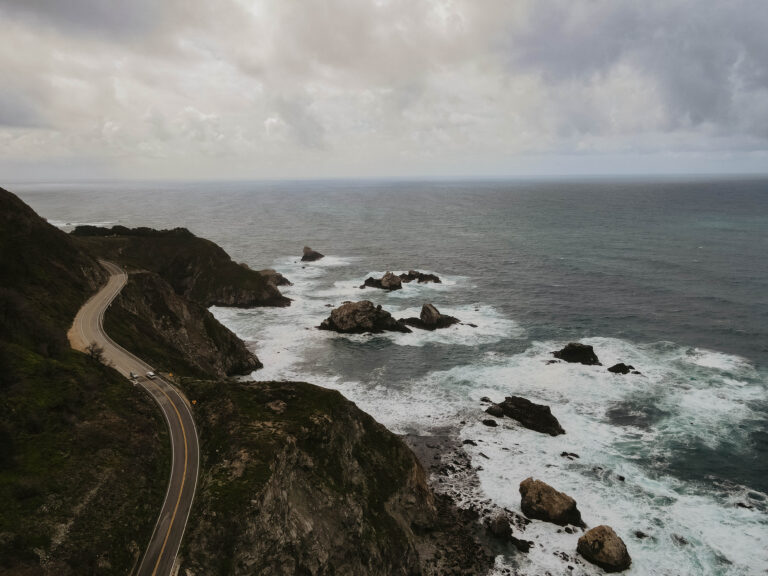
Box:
104, 270, 262, 378
179, 380, 492, 575
72, 225, 290, 308
2, 185, 492, 575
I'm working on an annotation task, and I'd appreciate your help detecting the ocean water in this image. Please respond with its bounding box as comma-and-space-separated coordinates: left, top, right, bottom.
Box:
14, 177, 768, 575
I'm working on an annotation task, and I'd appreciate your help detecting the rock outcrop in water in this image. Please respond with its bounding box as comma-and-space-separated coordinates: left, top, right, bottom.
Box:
519, 478, 585, 527
318, 300, 411, 334
361, 271, 403, 291
608, 362, 637, 375
496, 396, 565, 436
577, 525, 632, 572
553, 342, 601, 365
400, 270, 442, 284
301, 246, 324, 262
401, 303, 460, 330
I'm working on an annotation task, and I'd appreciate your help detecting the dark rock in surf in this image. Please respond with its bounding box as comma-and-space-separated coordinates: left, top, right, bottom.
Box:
485, 404, 504, 418
519, 478, 585, 527
301, 246, 324, 262
608, 363, 635, 375
481, 419, 498, 427
553, 343, 601, 365
399, 270, 442, 284
401, 303, 460, 331
499, 396, 565, 436
318, 300, 411, 334
577, 525, 632, 572
361, 271, 403, 291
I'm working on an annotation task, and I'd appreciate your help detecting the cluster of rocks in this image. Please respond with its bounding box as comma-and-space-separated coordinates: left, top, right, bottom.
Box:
361, 271, 403, 291
318, 301, 461, 334
482, 395, 565, 436
361, 270, 441, 290
519, 478, 631, 572
551, 342, 642, 375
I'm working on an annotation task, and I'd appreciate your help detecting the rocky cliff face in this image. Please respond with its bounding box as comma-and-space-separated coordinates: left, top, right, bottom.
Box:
179, 380, 491, 576
105, 271, 261, 378
72, 225, 290, 308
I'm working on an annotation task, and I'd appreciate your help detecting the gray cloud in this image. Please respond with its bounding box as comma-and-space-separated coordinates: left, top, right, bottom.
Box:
0, 0, 766, 179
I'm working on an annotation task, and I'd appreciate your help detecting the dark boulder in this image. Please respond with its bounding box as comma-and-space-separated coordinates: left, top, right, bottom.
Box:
499, 396, 565, 436
301, 246, 324, 262
399, 270, 442, 284
481, 419, 498, 427
485, 404, 504, 418
608, 363, 636, 375
318, 301, 411, 334
577, 525, 632, 572
519, 478, 584, 527
553, 343, 601, 365
401, 303, 460, 331
361, 271, 402, 291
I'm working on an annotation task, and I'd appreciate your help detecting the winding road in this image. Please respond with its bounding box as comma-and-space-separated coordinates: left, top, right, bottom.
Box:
69, 260, 199, 576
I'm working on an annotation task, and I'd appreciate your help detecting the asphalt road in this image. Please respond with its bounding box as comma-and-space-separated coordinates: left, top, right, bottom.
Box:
69, 260, 199, 576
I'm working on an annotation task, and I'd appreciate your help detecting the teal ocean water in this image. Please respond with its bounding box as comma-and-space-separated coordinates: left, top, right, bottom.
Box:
16, 177, 768, 575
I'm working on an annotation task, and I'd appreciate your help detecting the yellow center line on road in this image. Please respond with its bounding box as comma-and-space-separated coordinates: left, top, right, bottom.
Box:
150, 382, 189, 576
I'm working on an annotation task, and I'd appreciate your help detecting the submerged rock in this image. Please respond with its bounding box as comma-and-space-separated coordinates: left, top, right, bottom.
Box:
401, 303, 460, 331
608, 363, 636, 375
399, 270, 442, 284
577, 525, 632, 572
553, 343, 601, 365
362, 271, 402, 291
318, 300, 411, 334
519, 478, 584, 527
301, 246, 324, 262
481, 419, 498, 427
498, 396, 565, 436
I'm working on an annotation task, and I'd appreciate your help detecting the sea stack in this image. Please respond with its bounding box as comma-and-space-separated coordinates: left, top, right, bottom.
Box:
301, 246, 325, 262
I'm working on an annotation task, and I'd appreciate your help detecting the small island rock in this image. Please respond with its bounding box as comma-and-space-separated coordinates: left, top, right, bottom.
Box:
519, 478, 585, 527
301, 246, 324, 262
401, 303, 460, 331
608, 363, 635, 375
318, 300, 411, 334
499, 396, 565, 436
577, 525, 632, 572
553, 343, 601, 365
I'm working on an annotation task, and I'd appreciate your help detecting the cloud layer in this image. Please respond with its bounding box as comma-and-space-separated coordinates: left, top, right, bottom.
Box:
1, 0, 767, 178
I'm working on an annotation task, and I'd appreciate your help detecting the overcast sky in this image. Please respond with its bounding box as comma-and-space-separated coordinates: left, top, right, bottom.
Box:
1, 0, 767, 180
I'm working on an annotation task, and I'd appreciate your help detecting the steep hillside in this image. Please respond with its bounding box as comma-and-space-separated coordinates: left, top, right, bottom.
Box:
104, 270, 262, 378
179, 380, 493, 575
72, 225, 290, 308
0, 187, 168, 575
